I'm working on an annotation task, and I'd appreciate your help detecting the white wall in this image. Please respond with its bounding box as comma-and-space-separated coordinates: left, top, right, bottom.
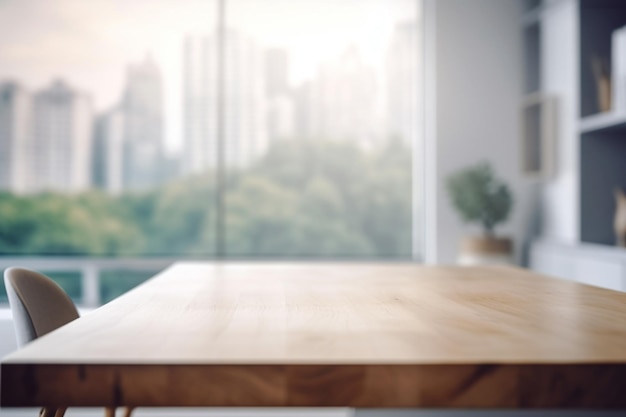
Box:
427, 0, 534, 264
540, 0, 580, 243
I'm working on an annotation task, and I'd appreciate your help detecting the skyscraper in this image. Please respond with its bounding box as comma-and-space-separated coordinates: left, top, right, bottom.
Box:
386, 21, 419, 146
267, 95, 295, 143
0, 81, 30, 193
183, 30, 267, 173
265, 49, 295, 143
28, 80, 92, 193
294, 81, 314, 140
265, 49, 289, 97
93, 106, 125, 194
123, 55, 164, 190
183, 35, 216, 174
299, 46, 380, 147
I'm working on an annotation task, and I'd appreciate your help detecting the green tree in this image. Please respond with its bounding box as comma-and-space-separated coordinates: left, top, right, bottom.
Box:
0, 138, 413, 259
149, 175, 217, 255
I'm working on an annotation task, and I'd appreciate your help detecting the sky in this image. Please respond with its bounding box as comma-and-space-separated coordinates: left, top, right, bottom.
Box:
0, 0, 419, 153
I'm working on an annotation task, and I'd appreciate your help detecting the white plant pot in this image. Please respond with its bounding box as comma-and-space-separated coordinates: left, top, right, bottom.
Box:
457, 236, 514, 266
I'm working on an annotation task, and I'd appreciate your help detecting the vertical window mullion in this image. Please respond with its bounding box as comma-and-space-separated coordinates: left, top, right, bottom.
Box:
216, 0, 226, 258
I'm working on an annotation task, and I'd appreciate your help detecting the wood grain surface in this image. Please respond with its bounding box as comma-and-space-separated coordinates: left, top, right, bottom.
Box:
2, 262, 626, 408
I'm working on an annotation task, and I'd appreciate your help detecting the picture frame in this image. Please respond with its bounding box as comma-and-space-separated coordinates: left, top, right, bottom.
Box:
521, 92, 556, 179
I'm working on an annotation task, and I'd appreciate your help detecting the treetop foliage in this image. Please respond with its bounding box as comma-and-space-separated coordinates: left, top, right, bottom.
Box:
0, 139, 413, 258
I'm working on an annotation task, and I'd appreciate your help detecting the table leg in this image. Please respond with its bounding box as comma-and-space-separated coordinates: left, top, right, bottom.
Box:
40, 408, 55, 417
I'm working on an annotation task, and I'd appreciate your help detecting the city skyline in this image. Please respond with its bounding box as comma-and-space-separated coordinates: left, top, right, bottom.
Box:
0, 0, 418, 153
0, 21, 418, 195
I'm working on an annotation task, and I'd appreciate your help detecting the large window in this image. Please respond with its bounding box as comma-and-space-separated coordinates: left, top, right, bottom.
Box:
0, 0, 422, 300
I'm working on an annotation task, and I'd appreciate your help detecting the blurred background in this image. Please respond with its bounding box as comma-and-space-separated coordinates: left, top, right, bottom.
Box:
0, 0, 420, 305
4, 0, 626, 415
2, 0, 626, 370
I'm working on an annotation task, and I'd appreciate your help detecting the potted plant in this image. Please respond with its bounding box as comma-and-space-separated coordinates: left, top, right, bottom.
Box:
446, 162, 514, 265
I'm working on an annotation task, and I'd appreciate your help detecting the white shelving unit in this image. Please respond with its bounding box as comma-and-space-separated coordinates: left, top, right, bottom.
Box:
531, 239, 626, 292
579, 111, 626, 134
527, 0, 626, 292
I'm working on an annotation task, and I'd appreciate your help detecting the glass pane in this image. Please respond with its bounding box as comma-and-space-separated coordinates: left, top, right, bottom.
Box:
0, 0, 218, 257
99, 270, 158, 304
223, 0, 421, 258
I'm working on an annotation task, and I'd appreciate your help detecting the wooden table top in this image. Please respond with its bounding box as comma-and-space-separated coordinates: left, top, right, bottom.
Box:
2, 262, 626, 408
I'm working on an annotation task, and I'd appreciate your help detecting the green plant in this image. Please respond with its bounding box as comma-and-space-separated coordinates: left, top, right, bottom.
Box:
446, 162, 513, 237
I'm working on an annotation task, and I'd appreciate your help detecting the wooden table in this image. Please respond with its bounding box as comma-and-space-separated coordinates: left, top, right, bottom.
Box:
2, 262, 626, 410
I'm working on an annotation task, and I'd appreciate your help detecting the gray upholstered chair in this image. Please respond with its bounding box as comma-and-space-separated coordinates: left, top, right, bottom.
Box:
4, 267, 132, 417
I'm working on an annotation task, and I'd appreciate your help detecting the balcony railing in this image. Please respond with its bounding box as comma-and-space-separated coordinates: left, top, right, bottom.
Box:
0, 257, 176, 308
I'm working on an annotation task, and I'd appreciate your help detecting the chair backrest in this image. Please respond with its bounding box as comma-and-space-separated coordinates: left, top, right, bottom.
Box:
4, 267, 79, 347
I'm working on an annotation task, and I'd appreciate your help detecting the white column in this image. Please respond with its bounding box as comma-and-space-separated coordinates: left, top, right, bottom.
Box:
81, 264, 100, 308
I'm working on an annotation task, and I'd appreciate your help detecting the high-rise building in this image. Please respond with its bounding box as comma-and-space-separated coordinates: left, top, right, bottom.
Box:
265, 49, 289, 97
0, 81, 30, 193
183, 35, 216, 174
267, 95, 295, 142
386, 21, 419, 146
265, 49, 295, 143
300, 46, 380, 147
93, 106, 125, 194
294, 81, 314, 140
183, 31, 267, 173
123, 55, 164, 190
28, 80, 92, 193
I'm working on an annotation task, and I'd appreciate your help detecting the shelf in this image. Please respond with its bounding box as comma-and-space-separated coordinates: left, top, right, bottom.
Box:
579, 111, 626, 134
